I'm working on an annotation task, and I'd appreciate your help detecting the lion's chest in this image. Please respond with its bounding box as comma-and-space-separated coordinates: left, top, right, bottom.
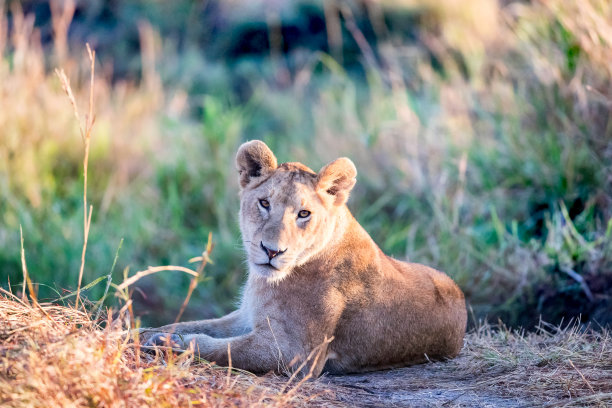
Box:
242, 273, 339, 339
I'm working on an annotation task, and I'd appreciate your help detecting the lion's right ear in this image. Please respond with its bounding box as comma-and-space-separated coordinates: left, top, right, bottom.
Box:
317, 157, 357, 206
235, 140, 278, 188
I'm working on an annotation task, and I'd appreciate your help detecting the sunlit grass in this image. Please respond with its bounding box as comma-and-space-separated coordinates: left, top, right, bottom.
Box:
1, 293, 610, 407
0, 291, 315, 408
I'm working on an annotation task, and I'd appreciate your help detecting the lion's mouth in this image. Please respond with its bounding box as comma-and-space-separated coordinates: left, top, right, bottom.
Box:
255, 262, 279, 270
251, 259, 292, 282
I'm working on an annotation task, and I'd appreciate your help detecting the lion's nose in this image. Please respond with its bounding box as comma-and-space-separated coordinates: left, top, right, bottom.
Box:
260, 242, 286, 260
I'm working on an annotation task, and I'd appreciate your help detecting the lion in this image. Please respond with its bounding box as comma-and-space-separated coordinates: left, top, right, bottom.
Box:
142, 140, 467, 376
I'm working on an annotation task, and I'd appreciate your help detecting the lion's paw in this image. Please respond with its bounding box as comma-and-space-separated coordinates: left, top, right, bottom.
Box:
141, 332, 183, 350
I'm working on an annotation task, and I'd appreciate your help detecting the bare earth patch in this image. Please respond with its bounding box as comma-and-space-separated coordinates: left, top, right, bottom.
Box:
313, 364, 527, 407
1, 294, 610, 407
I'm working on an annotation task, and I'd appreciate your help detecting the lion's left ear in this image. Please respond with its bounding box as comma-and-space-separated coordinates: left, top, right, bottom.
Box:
235, 140, 278, 188
317, 157, 357, 206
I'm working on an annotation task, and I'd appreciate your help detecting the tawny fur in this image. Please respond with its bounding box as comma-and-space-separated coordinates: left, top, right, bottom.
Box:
142, 140, 467, 376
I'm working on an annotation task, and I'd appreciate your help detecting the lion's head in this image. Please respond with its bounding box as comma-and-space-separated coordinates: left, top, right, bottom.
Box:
235, 140, 357, 282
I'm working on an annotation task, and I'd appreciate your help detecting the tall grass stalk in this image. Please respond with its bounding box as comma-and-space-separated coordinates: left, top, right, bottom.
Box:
54, 44, 96, 311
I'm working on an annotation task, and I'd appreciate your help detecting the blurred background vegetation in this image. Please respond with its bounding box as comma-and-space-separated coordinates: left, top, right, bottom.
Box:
1, 0, 611, 328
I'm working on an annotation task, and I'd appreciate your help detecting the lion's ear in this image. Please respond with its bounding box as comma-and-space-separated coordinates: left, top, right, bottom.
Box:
236, 140, 278, 188
317, 157, 357, 206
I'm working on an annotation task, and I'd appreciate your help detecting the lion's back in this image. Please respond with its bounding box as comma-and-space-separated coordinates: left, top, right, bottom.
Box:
326, 253, 466, 373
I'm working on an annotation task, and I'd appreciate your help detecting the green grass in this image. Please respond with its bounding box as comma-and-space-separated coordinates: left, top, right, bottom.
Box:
1, 0, 611, 327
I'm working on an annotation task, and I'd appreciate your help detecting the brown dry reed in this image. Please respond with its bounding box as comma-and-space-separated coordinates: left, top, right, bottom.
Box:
0, 289, 321, 408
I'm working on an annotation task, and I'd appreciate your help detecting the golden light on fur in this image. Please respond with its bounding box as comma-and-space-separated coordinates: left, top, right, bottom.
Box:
142, 141, 467, 376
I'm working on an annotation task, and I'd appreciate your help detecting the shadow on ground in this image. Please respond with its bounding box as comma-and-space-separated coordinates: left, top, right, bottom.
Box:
314, 361, 527, 407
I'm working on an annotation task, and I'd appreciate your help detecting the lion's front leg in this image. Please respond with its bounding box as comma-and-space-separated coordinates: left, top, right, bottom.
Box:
145, 330, 330, 376
187, 332, 288, 374
141, 309, 250, 343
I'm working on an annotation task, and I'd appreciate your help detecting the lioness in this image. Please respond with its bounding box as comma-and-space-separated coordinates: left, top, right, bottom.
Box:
143, 140, 467, 376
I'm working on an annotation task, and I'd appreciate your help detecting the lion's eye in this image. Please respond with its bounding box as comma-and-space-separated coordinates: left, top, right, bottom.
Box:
259, 199, 270, 209
298, 210, 311, 219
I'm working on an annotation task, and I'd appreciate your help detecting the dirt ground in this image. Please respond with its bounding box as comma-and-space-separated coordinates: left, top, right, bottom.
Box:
310, 360, 529, 407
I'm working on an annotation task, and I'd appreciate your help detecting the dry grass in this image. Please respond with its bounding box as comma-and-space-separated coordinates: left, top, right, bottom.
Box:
459, 321, 612, 406
0, 291, 334, 407
307, 321, 612, 407
1, 293, 610, 407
